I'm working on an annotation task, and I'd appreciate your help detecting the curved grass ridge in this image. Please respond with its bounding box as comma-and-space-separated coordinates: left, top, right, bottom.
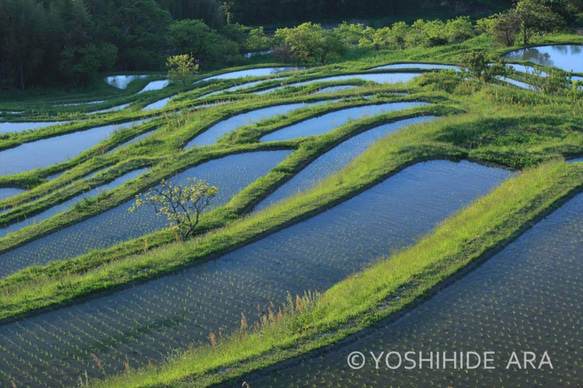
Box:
0, 111, 453, 324
93, 161, 583, 387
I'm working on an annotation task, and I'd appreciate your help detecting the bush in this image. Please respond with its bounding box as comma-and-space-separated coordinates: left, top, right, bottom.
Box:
273, 22, 346, 64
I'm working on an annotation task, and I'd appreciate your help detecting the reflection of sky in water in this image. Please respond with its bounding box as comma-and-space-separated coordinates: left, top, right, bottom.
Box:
503, 45, 583, 73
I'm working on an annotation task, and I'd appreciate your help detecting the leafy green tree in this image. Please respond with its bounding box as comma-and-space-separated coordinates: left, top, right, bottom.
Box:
461, 51, 507, 83
514, 0, 564, 44
274, 22, 346, 64
488, 12, 521, 47
166, 54, 198, 84
130, 178, 218, 240
0, 0, 50, 89
168, 19, 240, 68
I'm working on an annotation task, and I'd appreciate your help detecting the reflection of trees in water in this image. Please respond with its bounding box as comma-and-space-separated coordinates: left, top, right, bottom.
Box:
505, 48, 554, 67
569, 45, 582, 55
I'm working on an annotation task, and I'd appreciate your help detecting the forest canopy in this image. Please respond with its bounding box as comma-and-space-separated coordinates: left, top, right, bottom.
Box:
0, 0, 580, 89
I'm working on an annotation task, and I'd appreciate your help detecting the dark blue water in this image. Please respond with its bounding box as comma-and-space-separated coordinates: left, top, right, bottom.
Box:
0, 160, 512, 387
183, 100, 338, 148
256, 73, 422, 95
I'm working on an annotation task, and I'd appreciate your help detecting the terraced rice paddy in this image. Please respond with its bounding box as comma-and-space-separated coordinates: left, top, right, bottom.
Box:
1, 42, 582, 386
256, 73, 423, 94
184, 100, 340, 148
0, 120, 146, 175
0, 168, 150, 240
503, 44, 583, 73
241, 192, 583, 388
137, 80, 170, 94
0, 160, 512, 387
0, 151, 290, 277
260, 101, 427, 142
256, 115, 436, 210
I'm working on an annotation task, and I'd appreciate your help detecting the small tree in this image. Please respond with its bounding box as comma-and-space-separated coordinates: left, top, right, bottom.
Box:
461, 51, 507, 83
514, 0, 564, 45
129, 178, 218, 240
490, 12, 521, 47
166, 54, 199, 84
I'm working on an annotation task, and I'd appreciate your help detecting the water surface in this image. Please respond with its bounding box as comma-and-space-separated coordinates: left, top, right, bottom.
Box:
0, 160, 512, 387
256, 116, 436, 210
260, 102, 427, 142
503, 45, 583, 73
137, 80, 170, 94
198, 67, 303, 82
0, 188, 24, 201
0, 120, 145, 175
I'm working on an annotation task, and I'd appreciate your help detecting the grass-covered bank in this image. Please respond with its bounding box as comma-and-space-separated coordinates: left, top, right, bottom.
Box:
92, 160, 583, 387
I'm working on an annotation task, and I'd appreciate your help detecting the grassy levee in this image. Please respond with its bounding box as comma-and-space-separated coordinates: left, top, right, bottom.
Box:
92, 160, 583, 388
0, 103, 444, 323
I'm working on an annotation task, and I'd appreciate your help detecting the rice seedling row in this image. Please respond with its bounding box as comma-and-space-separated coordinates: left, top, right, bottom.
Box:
241, 192, 583, 388
0, 160, 512, 387
0, 151, 290, 277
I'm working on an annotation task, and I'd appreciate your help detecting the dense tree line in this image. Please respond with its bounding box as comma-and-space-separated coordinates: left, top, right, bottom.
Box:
229, 0, 515, 26
0, 0, 230, 89
1, 0, 581, 89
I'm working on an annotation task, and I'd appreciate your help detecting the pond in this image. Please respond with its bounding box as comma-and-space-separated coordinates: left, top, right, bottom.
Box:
503, 45, 583, 73
255, 115, 436, 211
240, 192, 583, 388
255, 73, 422, 95
259, 101, 428, 142
104, 75, 150, 89
0, 168, 149, 240
183, 100, 339, 149
0, 160, 512, 387
137, 80, 170, 94
0, 120, 146, 176
0, 121, 64, 134
0, 151, 291, 279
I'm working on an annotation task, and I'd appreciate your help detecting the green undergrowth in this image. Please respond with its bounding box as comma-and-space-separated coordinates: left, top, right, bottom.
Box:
93, 160, 583, 387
